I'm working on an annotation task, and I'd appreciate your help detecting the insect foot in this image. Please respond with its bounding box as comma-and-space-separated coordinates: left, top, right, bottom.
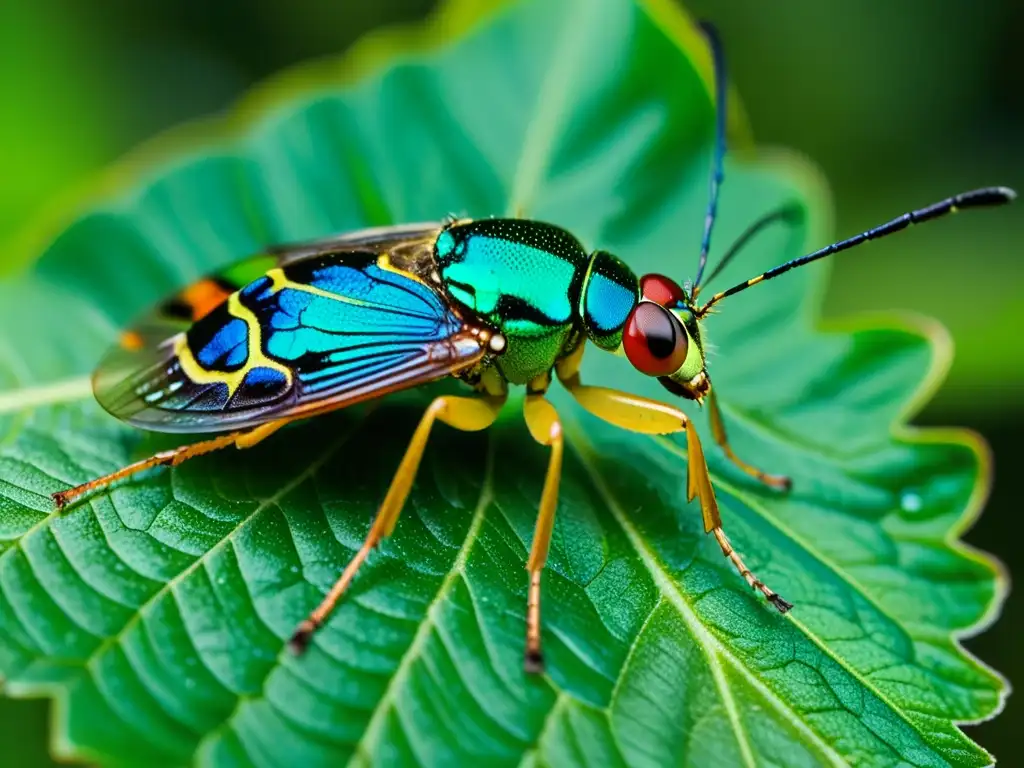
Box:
712, 527, 794, 613
768, 593, 794, 613
288, 619, 319, 655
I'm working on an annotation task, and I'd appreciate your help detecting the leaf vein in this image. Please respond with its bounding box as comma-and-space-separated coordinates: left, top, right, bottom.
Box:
77, 427, 356, 692
651, 431, 978, 753
570, 426, 848, 767
347, 434, 496, 766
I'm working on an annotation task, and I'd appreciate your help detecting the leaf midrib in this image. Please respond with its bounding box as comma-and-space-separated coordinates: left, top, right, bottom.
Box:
505, 0, 590, 217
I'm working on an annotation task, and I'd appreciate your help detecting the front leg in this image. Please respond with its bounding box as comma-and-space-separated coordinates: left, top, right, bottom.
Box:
706, 387, 791, 491
556, 355, 791, 612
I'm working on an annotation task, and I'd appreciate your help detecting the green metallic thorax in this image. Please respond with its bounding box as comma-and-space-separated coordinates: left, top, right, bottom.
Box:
435, 219, 640, 384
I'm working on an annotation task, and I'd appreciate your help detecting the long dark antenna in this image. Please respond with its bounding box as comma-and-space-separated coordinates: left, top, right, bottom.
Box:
691, 21, 727, 293
696, 186, 1016, 316
702, 203, 804, 288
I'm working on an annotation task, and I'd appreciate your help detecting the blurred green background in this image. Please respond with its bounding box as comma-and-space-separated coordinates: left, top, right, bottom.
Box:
0, 1, 1020, 764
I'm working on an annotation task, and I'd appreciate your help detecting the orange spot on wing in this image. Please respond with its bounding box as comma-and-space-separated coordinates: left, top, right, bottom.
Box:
120, 331, 145, 351
180, 280, 232, 321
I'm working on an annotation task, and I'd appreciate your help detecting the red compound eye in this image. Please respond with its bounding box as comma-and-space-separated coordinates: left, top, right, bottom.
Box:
623, 302, 689, 377
640, 273, 686, 307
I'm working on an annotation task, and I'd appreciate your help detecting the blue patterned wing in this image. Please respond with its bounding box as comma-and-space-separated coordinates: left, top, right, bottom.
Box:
94, 232, 487, 433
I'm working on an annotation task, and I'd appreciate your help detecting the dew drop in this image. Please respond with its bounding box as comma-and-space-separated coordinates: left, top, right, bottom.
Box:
185, 678, 196, 690
900, 491, 923, 514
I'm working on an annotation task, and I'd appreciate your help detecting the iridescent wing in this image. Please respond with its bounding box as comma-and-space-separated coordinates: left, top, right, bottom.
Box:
103, 222, 446, 352
93, 222, 487, 433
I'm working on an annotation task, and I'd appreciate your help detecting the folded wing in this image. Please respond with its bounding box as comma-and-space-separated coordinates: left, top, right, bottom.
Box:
94, 226, 485, 433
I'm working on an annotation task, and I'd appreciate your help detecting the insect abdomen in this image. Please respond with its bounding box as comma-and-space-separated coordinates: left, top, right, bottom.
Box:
435, 219, 588, 383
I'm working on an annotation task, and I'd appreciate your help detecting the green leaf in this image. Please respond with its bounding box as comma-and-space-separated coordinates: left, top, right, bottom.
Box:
0, 0, 1006, 765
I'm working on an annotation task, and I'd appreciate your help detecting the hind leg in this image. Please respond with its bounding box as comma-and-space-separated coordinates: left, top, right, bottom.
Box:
288, 394, 506, 653
53, 419, 289, 510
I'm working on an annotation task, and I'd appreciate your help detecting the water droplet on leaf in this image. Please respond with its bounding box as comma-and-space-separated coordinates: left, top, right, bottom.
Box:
901, 491, 923, 514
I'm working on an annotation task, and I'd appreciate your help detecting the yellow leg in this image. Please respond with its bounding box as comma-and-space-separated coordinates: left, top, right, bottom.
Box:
288, 394, 506, 654
707, 389, 790, 491
521, 395, 564, 673
561, 372, 791, 613
52, 419, 290, 510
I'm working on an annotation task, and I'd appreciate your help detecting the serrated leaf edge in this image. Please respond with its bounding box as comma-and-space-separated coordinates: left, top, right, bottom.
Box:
0, 0, 1005, 764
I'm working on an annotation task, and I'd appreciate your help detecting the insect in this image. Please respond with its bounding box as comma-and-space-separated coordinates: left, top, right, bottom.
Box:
55, 23, 1014, 672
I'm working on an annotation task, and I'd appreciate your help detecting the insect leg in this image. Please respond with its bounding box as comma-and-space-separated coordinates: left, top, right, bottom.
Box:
520, 394, 564, 673
559, 372, 792, 613
288, 394, 506, 654
707, 388, 791, 491
52, 419, 289, 510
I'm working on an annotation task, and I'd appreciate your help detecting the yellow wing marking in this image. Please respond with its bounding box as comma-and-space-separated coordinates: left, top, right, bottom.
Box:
174, 248, 441, 399
264, 265, 436, 313
264, 267, 379, 307
175, 291, 293, 397
376, 252, 428, 282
